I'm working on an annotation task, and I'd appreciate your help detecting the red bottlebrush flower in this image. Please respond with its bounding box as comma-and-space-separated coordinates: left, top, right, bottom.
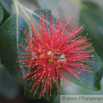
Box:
19, 13, 93, 98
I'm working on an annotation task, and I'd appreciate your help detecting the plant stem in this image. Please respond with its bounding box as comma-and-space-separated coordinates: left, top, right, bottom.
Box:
17, 1, 30, 21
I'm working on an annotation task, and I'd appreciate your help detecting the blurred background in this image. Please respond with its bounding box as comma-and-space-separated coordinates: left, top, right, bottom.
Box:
0, 0, 103, 103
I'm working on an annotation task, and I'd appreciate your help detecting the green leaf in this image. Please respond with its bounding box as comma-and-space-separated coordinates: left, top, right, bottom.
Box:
24, 79, 59, 103
0, 65, 20, 99
0, 4, 11, 24
0, 13, 30, 79
56, 46, 103, 103
0, 0, 13, 14
0, 5, 4, 24
32, 9, 52, 27
67, 46, 103, 90
0, 10, 58, 102
36, 0, 60, 10
32, 9, 57, 30
0, 12, 37, 100
23, 80, 42, 100
0, 0, 12, 24
44, 83, 59, 103
23, 72, 59, 102
79, 1, 103, 61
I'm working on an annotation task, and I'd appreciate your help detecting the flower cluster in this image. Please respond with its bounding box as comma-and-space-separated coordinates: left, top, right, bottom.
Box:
19, 13, 93, 98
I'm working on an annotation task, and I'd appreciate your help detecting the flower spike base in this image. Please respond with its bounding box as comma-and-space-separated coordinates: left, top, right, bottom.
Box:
19, 12, 93, 98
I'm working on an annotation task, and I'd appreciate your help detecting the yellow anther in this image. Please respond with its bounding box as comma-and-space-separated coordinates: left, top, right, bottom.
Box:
48, 58, 54, 63
39, 54, 44, 58
47, 50, 51, 55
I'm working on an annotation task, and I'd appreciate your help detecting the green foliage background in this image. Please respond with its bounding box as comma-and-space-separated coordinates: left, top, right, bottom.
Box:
0, 0, 103, 103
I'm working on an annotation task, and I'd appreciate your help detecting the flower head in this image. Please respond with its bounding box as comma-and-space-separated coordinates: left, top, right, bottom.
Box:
19, 13, 93, 98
